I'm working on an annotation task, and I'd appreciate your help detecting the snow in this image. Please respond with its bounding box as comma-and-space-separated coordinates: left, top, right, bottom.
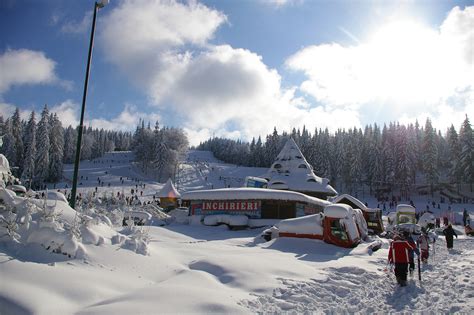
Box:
1, 150, 474, 314
156, 178, 181, 198
0, 154, 10, 174
325, 203, 353, 218
261, 138, 337, 197
203, 214, 249, 226
182, 187, 331, 207
277, 213, 324, 235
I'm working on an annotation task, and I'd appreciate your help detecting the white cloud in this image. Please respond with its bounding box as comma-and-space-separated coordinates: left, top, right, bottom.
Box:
50, 100, 79, 127
0, 102, 33, 121
286, 6, 474, 129
49, 101, 157, 132
0, 49, 60, 94
99, 0, 361, 146
260, 0, 304, 8
89, 104, 161, 132
60, 10, 93, 35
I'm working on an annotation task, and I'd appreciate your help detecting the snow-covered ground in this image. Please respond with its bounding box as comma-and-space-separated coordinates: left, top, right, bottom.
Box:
1, 150, 474, 314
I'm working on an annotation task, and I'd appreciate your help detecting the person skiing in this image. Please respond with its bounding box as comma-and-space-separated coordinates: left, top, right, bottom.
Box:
388, 233, 417, 286
443, 224, 458, 250
405, 232, 418, 274
417, 229, 430, 263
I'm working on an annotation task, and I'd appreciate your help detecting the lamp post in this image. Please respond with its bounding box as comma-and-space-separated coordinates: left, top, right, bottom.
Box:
70, 0, 108, 209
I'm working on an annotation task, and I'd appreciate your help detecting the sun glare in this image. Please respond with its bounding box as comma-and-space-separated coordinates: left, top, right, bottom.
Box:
362, 20, 443, 106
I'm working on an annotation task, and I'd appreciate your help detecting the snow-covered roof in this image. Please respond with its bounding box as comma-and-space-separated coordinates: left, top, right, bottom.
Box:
157, 178, 181, 198
324, 204, 354, 219
181, 187, 331, 207
261, 138, 337, 196
331, 194, 367, 211
396, 204, 416, 214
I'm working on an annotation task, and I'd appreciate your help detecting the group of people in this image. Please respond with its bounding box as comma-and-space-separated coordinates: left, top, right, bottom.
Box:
388, 224, 458, 287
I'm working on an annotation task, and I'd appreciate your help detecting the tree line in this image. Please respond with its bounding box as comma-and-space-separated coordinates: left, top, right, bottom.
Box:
0, 106, 188, 188
197, 116, 474, 197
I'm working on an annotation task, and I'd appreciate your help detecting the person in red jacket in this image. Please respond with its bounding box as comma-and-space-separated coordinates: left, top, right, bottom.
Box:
388, 233, 417, 286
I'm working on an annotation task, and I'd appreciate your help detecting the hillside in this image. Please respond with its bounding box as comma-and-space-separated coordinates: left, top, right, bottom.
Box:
0, 150, 473, 314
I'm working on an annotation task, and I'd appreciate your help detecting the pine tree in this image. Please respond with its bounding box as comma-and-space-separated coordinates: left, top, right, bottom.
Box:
11, 108, 24, 170
422, 118, 439, 195
63, 126, 77, 163
447, 124, 462, 184
35, 105, 50, 186
48, 113, 64, 182
459, 115, 474, 191
21, 111, 37, 187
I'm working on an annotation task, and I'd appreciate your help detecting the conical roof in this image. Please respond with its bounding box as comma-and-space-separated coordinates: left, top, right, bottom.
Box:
157, 178, 181, 198
262, 138, 337, 198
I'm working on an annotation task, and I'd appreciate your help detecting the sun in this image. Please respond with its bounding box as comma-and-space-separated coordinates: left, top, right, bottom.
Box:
361, 19, 443, 105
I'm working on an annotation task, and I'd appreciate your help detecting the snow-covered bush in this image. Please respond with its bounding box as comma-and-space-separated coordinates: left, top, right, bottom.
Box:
0, 206, 20, 242
121, 227, 150, 255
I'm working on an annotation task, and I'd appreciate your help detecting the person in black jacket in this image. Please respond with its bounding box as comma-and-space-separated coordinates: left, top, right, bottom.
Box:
443, 224, 458, 249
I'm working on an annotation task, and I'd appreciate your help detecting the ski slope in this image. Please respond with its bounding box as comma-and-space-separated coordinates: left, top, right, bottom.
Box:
1, 150, 473, 314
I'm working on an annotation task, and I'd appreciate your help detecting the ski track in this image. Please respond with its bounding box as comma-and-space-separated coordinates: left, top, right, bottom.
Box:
240, 239, 474, 313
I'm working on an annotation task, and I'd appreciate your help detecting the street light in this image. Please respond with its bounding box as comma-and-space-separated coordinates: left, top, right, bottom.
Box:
70, 0, 109, 209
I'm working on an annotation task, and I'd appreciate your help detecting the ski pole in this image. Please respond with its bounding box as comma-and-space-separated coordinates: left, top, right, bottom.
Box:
417, 254, 421, 282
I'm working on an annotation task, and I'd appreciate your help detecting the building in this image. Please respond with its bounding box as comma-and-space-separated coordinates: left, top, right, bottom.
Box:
157, 178, 181, 210
261, 138, 337, 199
182, 187, 330, 220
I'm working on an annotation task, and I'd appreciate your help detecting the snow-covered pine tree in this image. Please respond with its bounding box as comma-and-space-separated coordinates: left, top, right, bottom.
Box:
21, 111, 36, 187
255, 136, 265, 167
63, 126, 76, 163
422, 118, 439, 195
265, 127, 280, 167
1, 119, 15, 165
447, 124, 462, 185
34, 105, 50, 186
11, 108, 24, 173
458, 115, 474, 191
406, 124, 418, 186
48, 113, 64, 182
396, 125, 411, 199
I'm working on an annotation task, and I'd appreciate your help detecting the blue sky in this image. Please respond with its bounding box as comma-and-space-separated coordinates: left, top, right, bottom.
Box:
1, 0, 473, 145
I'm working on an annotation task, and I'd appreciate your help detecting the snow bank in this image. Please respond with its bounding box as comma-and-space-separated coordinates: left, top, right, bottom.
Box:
203, 214, 248, 227
168, 208, 190, 224
277, 214, 324, 235
26, 228, 86, 258
418, 212, 436, 228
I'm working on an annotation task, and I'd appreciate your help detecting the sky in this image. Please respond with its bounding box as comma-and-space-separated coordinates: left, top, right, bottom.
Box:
0, 0, 473, 146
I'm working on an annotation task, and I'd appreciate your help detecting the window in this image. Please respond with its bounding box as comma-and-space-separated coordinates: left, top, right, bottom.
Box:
330, 219, 348, 241
298, 164, 307, 169
273, 164, 282, 169
307, 178, 317, 182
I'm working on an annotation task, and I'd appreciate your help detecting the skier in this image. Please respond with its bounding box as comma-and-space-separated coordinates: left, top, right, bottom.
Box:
443, 224, 458, 250
405, 232, 419, 275
388, 233, 417, 286
417, 229, 430, 263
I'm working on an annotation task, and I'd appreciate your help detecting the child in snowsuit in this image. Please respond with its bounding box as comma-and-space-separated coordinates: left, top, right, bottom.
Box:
417, 231, 430, 263
443, 224, 458, 249
388, 234, 417, 286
